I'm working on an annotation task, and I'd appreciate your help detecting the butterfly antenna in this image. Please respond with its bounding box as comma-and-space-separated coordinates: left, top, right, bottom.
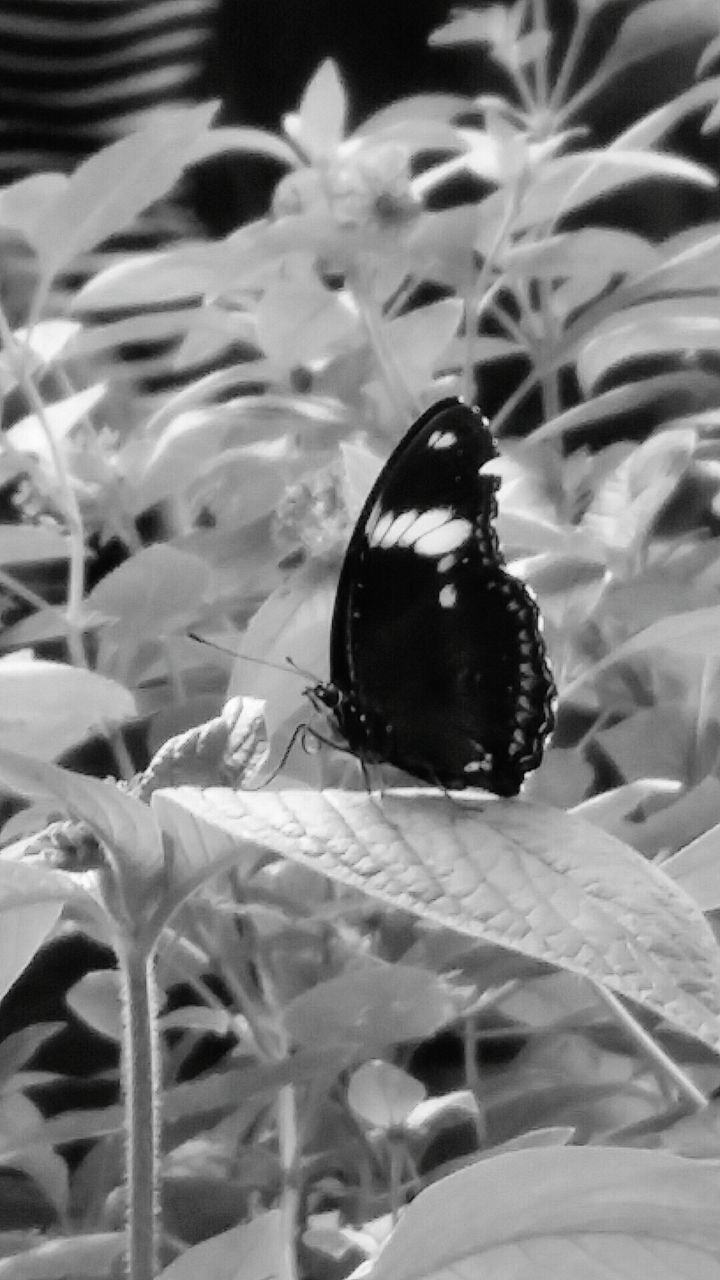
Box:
242, 722, 309, 790
187, 632, 308, 681
286, 655, 322, 684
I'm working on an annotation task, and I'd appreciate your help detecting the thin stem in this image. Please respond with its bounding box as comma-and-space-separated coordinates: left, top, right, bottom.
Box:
473, 180, 525, 405
531, 0, 549, 107
591, 981, 707, 1112
349, 272, 417, 426
108, 727, 136, 783
490, 366, 537, 435
118, 939, 162, 1280
549, 5, 591, 113
277, 1083, 300, 1280
462, 1014, 487, 1147
0, 565, 53, 615
538, 281, 561, 421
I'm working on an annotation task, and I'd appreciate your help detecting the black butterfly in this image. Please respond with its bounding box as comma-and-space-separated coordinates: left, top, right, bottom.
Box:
309, 397, 555, 797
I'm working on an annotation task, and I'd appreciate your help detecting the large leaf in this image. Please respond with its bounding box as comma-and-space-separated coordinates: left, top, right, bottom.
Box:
157, 1209, 280, 1280
0, 898, 62, 1006
532, 371, 720, 443
577, 297, 720, 394
284, 961, 466, 1052
157, 788, 720, 1055
566, 0, 720, 116
363, 1146, 720, 1279
72, 243, 219, 310
0, 654, 135, 761
493, 149, 716, 243
255, 277, 360, 366
0, 527, 72, 566
30, 102, 218, 282
0, 861, 81, 1004
0, 1232, 123, 1278
85, 545, 210, 644
0, 748, 164, 881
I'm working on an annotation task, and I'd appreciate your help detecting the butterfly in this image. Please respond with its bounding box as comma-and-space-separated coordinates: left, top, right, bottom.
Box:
309, 397, 555, 797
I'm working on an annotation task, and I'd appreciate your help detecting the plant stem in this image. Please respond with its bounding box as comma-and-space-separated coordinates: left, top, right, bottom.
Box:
531, 0, 549, 107
549, 4, 591, 113
118, 939, 162, 1280
0, 565, 53, 615
277, 1083, 300, 1280
349, 271, 417, 426
591, 981, 707, 1111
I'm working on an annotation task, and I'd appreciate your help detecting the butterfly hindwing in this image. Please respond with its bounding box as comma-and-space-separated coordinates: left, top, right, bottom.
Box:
320, 398, 555, 796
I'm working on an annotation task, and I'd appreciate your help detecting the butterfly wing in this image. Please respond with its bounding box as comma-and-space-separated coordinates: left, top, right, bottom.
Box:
329, 398, 555, 795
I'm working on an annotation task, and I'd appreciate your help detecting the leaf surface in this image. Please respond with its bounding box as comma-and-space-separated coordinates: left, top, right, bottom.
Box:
363, 1146, 720, 1280
160, 788, 720, 1054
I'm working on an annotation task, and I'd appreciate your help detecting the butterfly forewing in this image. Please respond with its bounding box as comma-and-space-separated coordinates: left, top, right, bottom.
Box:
322, 398, 555, 796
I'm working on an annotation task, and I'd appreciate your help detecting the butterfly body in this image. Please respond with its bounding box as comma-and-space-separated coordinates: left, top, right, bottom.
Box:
311, 398, 555, 797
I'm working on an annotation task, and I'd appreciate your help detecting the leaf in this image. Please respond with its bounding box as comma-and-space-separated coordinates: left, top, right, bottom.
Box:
364, 1146, 720, 1279
613, 75, 720, 150
0, 1092, 69, 1220
532, 372, 720, 443
664, 825, 720, 910
0, 896, 63, 1005
157, 1209, 281, 1280
577, 298, 720, 394
509, 149, 716, 235
567, 0, 720, 115
65, 970, 123, 1042
72, 243, 220, 310
609, 604, 720, 663
348, 1060, 426, 1130
228, 575, 333, 738
374, 299, 462, 402
582, 427, 696, 560
0, 527, 72, 566
0, 1025, 64, 1089
0, 320, 80, 396
184, 124, 299, 170
85, 545, 209, 643
0, 1232, 123, 1279
150, 785, 268, 905
284, 962, 465, 1052
5, 385, 107, 463
30, 102, 218, 281
0, 747, 164, 881
595, 707, 692, 785
571, 780, 683, 848
67, 309, 194, 362
255, 277, 360, 366
283, 60, 347, 159
639, 224, 720, 295
0, 654, 136, 761
0, 173, 67, 245
503, 227, 659, 282
160, 788, 720, 1056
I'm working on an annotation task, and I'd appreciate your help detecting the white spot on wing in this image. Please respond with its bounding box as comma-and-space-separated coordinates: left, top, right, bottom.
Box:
408, 508, 455, 541
428, 430, 457, 449
369, 508, 416, 547
365, 500, 383, 538
369, 511, 393, 545
368, 506, 472, 557
439, 584, 457, 609
414, 518, 472, 556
